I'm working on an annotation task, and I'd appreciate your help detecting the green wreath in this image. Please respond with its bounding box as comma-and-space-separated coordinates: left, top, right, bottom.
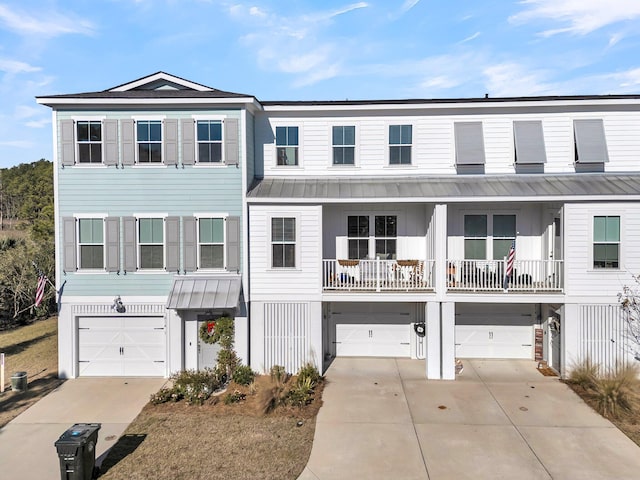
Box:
199, 316, 234, 346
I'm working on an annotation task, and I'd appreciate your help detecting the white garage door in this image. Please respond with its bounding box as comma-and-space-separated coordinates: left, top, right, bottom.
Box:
330, 303, 414, 358
455, 325, 533, 359
78, 316, 166, 376
336, 324, 410, 357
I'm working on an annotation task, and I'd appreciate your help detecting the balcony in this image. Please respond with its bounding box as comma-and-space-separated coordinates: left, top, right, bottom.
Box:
446, 259, 563, 292
323, 259, 435, 292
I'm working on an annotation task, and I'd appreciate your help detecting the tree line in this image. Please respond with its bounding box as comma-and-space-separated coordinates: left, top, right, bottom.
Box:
0, 160, 55, 328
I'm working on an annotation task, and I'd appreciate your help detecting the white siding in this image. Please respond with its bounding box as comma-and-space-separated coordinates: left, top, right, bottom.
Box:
255, 107, 640, 177
564, 203, 640, 299
263, 302, 310, 373
249, 204, 322, 300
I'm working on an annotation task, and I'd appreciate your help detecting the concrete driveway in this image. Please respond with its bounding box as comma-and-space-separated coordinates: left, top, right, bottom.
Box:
299, 358, 640, 480
0, 377, 166, 480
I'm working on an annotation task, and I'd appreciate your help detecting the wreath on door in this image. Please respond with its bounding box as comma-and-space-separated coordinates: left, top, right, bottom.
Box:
199, 320, 218, 344
199, 316, 234, 345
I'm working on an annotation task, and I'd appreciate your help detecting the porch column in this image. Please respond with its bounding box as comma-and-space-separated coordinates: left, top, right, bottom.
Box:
433, 203, 448, 300
441, 302, 456, 380
249, 301, 265, 374
426, 301, 441, 379
166, 309, 184, 376
562, 304, 577, 379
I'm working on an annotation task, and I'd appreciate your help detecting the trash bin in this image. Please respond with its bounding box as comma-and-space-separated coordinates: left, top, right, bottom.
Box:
10, 371, 27, 391
55, 423, 101, 480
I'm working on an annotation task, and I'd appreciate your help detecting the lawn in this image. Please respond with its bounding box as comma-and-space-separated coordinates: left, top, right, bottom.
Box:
0, 316, 62, 428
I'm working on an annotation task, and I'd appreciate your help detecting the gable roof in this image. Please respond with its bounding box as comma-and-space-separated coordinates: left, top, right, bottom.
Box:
36, 71, 256, 106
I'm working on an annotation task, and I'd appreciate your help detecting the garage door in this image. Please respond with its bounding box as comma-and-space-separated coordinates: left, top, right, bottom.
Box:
330, 303, 414, 358
78, 316, 166, 376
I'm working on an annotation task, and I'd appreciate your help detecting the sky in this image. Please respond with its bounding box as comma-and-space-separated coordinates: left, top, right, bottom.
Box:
1, 0, 640, 168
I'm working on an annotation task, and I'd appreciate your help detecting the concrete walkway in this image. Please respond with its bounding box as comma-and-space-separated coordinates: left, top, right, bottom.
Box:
0, 377, 165, 480
299, 358, 640, 480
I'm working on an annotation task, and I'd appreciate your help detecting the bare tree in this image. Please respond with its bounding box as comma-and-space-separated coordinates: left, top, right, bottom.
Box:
619, 274, 640, 361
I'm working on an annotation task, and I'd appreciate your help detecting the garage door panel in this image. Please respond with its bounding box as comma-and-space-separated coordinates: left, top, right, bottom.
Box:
336, 324, 410, 357
455, 325, 532, 359
78, 316, 166, 377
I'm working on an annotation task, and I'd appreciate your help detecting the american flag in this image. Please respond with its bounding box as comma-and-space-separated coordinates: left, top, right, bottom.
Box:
503, 240, 516, 289
35, 275, 47, 308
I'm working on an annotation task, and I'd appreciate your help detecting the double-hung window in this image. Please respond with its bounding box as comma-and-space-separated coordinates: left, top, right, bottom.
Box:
464, 214, 516, 260
271, 217, 296, 268
138, 218, 164, 269
76, 121, 102, 164
198, 218, 225, 269
389, 125, 412, 165
78, 218, 104, 269
197, 120, 223, 163
137, 120, 162, 163
375, 215, 397, 259
332, 126, 355, 165
348, 215, 369, 259
276, 126, 299, 166
593, 216, 619, 268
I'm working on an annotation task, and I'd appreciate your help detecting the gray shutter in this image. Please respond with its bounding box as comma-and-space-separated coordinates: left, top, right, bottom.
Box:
181, 119, 195, 166
61, 120, 75, 166
226, 216, 240, 272
224, 118, 239, 166
574, 119, 609, 163
121, 119, 135, 166
62, 217, 77, 272
182, 216, 197, 272
104, 119, 119, 166
454, 122, 485, 165
164, 119, 178, 166
514, 121, 547, 164
165, 216, 180, 272
122, 216, 137, 272
105, 217, 120, 272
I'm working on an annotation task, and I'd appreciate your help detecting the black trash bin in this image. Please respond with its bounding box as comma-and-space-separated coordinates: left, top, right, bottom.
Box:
11, 371, 27, 391
55, 423, 101, 480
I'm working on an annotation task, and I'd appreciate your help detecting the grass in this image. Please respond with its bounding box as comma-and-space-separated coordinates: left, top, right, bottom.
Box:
567, 361, 640, 446
0, 316, 62, 428
99, 375, 324, 480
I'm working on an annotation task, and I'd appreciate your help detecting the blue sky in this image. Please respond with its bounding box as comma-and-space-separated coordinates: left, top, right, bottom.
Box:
1, 0, 640, 168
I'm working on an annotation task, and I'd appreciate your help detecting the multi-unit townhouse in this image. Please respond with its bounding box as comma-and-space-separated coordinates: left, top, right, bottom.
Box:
39, 72, 640, 380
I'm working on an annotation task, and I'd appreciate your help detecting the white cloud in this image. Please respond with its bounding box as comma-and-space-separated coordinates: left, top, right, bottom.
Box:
0, 59, 40, 74
482, 62, 557, 96
0, 3, 95, 37
25, 118, 50, 129
459, 32, 481, 44
0, 139, 32, 148
14, 105, 40, 119
400, 0, 421, 14
249, 6, 266, 18
510, 0, 640, 36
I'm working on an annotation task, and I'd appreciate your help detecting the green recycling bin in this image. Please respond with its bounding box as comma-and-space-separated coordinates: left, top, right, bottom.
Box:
55, 423, 101, 480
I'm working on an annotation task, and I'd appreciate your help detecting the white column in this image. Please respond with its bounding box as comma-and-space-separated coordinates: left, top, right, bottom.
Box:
561, 303, 577, 379
441, 302, 456, 380
166, 309, 184, 376
426, 301, 441, 379
234, 316, 249, 366
250, 301, 265, 373
309, 301, 323, 372
433, 204, 448, 301
58, 303, 74, 379
184, 314, 198, 371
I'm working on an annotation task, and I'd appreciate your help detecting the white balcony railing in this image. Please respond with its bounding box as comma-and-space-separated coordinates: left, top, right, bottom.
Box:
323, 259, 435, 292
446, 259, 563, 292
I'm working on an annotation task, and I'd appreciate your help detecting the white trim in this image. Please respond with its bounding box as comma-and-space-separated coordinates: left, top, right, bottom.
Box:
71, 115, 107, 121
73, 213, 108, 219
75, 216, 107, 272
131, 115, 167, 121
191, 114, 226, 121
109, 72, 213, 92
590, 214, 622, 270
134, 118, 164, 165
387, 123, 413, 166
196, 216, 227, 271
329, 123, 358, 168
246, 195, 640, 204
136, 215, 168, 271
193, 213, 229, 219
268, 213, 300, 269
195, 119, 224, 165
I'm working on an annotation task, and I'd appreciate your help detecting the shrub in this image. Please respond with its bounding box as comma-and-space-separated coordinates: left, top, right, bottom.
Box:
287, 376, 315, 407
568, 359, 598, 389
232, 364, 256, 386
217, 348, 240, 379
171, 368, 224, 405
150, 387, 178, 405
296, 363, 321, 387
224, 389, 247, 405
270, 365, 290, 385
592, 364, 640, 418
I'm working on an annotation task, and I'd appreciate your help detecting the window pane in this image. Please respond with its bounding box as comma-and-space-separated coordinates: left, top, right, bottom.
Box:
400, 125, 412, 144
198, 144, 210, 162
139, 218, 162, 243
343, 147, 355, 164
277, 146, 298, 165
141, 245, 163, 269
90, 144, 101, 163
272, 245, 283, 267
465, 239, 486, 259
150, 143, 162, 163
275, 126, 286, 145
272, 218, 283, 242
197, 122, 209, 141
149, 121, 162, 141
78, 144, 91, 163
348, 239, 369, 259
200, 245, 224, 269
389, 125, 401, 145
464, 215, 487, 236
77, 122, 89, 142
594, 244, 619, 268
606, 244, 619, 267
606, 216, 620, 242
376, 239, 396, 259
80, 245, 103, 269
89, 123, 101, 141
288, 127, 298, 146
493, 215, 516, 237
79, 219, 102, 243
332, 126, 343, 145
283, 218, 296, 241
493, 239, 513, 260
210, 122, 222, 141
344, 126, 355, 145
199, 218, 223, 244
389, 146, 401, 164
593, 216, 606, 242
284, 244, 295, 267
137, 122, 149, 142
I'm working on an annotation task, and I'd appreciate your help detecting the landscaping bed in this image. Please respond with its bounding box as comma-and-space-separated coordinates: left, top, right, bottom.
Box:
98, 373, 324, 480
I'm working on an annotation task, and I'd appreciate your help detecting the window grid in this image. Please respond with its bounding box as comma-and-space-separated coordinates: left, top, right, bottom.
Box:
137, 120, 162, 163
272, 217, 296, 268
347, 215, 369, 259
593, 216, 620, 269
78, 218, 104, 269
389, 125, 412, 165
197, 120, 223, 163
198, 218, 225, 269
276, 126, 299, 166
77, 121, 102, 164
332, 126, 355, 165
374, 215, 397, 259
138, 218, 164, 269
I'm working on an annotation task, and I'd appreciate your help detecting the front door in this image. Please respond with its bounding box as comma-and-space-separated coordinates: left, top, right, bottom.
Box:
197, 319, 221, 370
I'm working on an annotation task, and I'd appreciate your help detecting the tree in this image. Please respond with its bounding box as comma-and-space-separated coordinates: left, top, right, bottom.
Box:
619, 274, 640, 361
